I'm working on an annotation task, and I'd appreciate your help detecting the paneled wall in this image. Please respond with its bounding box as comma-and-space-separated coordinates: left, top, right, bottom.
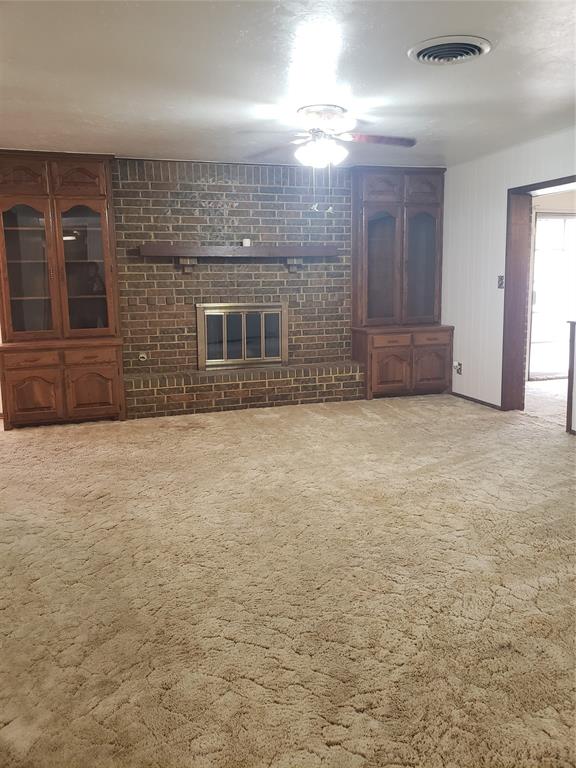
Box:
442, 128, 576, 406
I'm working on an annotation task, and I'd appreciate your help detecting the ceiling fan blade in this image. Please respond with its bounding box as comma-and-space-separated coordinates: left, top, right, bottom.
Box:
244, 144, 291, 161
238, 129, 309, 137
348, 134, 417, 147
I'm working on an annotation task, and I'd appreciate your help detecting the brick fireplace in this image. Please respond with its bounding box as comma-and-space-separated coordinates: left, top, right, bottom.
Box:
111, 159, 364, 418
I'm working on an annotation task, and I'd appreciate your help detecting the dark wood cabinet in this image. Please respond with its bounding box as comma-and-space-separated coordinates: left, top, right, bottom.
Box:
404, 172, 443, 204
0, 151, 124, 429
65, 363, 121, 418
372, 346, 412, 394
0, 196, 62, 341
404, 205, 442, 324
352, 166, 452, 398
353, 326, 453, 399
0, 157, 49, 196
364, 203, 403, 325
361, 170, 404, 203
412, 345, 451, 392
4, 367, 64, 425
0, 339, 124, 429
50, 160, 107, 198
54, 197, 116, 337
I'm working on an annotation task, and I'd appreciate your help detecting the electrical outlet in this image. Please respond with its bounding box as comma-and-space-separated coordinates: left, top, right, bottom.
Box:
497, 275, 505, 289
454, 362, 463, 375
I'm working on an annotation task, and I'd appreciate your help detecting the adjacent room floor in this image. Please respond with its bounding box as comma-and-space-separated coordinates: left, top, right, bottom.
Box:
0, 396, 574, 768
524, 377, 569, 427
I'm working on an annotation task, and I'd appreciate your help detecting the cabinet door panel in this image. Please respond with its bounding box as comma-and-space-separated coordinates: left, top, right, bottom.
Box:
371, 347, 412, 395
412, 346, 451, 393
0, 158, 49, 196
405, 173, 443, 204
54, 199, 116, 337
4, 368, 64, 424
0, 198, 62, 341
65, 363, 120, 418
404, 205, 441, 324
50, 160, 106, 197
364, 204, 402, 325
362, 171, 404, 203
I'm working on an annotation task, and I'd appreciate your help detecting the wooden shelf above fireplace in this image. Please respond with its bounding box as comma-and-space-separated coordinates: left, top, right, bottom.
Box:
137, 243, 341, 272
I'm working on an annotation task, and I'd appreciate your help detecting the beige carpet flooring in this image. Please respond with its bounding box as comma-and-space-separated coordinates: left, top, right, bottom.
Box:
525, 379, 569, 428
0, 395, 574, 768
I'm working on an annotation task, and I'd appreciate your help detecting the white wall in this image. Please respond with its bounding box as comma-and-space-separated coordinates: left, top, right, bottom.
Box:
442, 127, 576, 406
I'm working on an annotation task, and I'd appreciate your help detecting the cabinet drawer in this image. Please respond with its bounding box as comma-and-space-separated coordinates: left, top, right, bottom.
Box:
413, 331, 451, 346
372, 333, 412, 348
3, 350, 60, 369
64, 347, 117, 365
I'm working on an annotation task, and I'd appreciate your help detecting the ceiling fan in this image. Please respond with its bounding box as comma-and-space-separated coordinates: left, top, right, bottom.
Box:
248, 104, 416, 168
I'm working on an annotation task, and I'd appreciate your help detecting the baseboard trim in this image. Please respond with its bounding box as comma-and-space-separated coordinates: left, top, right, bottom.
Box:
451, 392, 503, 411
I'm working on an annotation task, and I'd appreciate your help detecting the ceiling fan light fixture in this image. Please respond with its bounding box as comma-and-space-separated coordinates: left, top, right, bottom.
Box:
296, 104, 357, 134
294, 137, 348, 168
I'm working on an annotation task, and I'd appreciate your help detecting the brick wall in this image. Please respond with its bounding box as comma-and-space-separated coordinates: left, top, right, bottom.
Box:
111, 159, 364, 417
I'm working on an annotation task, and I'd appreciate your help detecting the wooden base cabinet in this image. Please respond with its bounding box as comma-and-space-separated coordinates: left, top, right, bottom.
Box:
353, 326, 453, 399
412, 345, 452, 393
65, 364, 121, 419
351, 166, 454, 401
372, 346, 412, 395
0, 340, 124, 429
0, 151, 124, 429
3, 367, 65, 425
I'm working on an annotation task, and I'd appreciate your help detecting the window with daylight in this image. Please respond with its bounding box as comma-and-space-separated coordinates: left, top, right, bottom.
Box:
196, 303, 288, 369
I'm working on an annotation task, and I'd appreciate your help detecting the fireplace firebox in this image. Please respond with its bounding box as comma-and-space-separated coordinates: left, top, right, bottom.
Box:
196, 303, 288, 369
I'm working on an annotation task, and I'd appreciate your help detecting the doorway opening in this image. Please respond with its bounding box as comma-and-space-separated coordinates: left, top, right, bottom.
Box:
501, 176, 576, 429
529, 203, 575, 381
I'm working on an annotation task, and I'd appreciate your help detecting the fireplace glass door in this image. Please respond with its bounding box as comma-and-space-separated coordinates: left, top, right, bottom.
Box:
197, 304, 287, 369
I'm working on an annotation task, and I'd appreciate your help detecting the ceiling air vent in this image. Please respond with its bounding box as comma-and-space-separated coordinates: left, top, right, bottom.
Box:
408, 36, 492, 65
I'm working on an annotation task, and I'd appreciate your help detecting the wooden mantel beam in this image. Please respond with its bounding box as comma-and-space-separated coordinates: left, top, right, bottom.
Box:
137, 243, 341, 273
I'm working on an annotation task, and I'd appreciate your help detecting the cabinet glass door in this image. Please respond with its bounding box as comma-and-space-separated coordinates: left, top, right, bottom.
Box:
56, 200, 114, 335
0, 200, 60, 338
404, 207, 439, 323
365, 205, 401, 324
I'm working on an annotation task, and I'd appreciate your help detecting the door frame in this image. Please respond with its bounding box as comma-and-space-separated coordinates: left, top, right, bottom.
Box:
501, 174, 576, 410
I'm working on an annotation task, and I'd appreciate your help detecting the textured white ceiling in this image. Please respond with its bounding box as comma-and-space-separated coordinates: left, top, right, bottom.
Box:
0, 1, 574, 167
